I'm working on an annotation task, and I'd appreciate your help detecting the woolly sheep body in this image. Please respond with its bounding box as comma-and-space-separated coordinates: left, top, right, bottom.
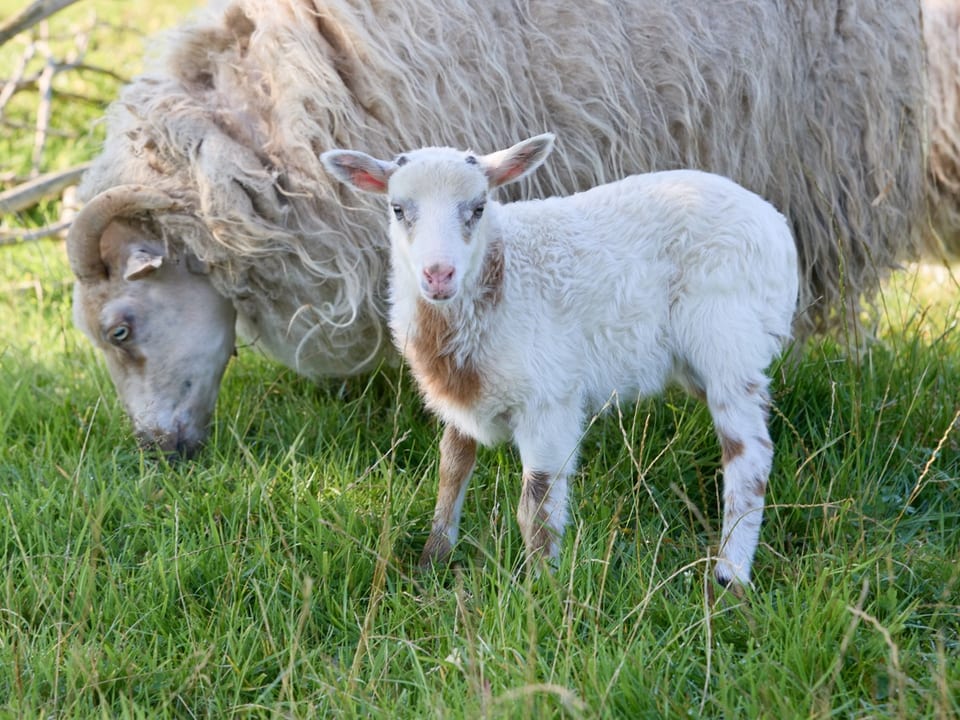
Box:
925, 0, 960, 254
70, 0, 935, 452
322, 137, 798, 586
394, 171, 794, 440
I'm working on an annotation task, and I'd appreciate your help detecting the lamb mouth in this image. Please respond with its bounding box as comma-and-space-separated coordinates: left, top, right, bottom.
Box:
422, 289, 457, 303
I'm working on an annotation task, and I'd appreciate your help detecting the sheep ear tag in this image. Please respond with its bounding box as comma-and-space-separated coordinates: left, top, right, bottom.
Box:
124, 248, 164, 281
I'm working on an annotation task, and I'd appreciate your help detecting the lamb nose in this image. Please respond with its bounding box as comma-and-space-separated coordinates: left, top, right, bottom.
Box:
424, 264, 455, 287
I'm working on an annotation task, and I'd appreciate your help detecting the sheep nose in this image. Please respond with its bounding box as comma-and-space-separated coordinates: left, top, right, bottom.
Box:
422, 263, 456, 299
135, 423, 203, 460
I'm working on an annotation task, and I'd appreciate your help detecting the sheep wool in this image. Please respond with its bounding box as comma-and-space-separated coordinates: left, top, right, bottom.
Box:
71, 0, 945, 452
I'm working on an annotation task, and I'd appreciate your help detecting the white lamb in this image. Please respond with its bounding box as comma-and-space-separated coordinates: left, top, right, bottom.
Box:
321, 134, 798, 589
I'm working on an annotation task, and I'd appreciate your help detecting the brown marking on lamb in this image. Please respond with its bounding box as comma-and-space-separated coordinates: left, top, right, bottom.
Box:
419, 527, 453, 565
520, 469, 555, 557
720, 434, 745, 465
477, 239, 505, 310
419, 424, 478, 566
746, 381, 772, 421
440, 423, 477, 477
438, 424, 477, 518
524, 469, 552, 507
408, 301, 481, 407
407, 242, 504, 408
752, 476, 768, 498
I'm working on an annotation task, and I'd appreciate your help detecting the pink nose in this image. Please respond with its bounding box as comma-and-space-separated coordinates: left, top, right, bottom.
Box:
423, 263, 456, 298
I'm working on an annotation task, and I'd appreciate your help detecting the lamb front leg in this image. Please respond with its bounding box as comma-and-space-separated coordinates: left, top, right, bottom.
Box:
513, 403, 584, 567
516, 467, 571, 566
419, 423, 477, 567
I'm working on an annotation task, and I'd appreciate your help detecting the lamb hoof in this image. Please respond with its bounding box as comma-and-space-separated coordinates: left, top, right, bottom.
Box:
708, 570, 748, 606
418, 534, 453, 569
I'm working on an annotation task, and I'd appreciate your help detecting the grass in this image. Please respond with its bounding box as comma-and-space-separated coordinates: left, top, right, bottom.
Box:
1, 2, 959, 717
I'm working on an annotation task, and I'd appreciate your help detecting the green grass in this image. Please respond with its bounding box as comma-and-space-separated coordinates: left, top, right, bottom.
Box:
2, 3, 959, 717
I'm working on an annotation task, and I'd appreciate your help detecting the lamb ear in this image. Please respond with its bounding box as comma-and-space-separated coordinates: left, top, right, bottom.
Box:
124, 248, 164, 281
481, 133, 555, 188
321, 150, 396, 194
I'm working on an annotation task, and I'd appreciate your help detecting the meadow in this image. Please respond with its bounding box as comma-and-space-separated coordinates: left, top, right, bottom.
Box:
1, 1, 958, 717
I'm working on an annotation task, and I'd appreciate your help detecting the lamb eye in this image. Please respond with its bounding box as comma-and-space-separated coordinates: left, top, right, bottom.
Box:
109, 323, 131, 344
391, 204, 405, 221
471, 203, 485, 221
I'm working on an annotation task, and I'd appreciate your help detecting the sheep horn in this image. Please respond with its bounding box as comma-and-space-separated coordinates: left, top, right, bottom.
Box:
66, 184, 183, 282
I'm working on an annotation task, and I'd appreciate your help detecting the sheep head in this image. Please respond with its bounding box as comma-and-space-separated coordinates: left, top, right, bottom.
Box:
68, 185, 237, 457
321, 134, 555, 303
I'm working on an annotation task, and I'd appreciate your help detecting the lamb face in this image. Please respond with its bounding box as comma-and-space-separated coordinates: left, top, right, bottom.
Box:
386, 149, 492, 304
321, 136, 555, 307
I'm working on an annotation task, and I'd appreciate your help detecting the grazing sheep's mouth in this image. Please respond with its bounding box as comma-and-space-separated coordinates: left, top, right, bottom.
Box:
136, 423, 204, 460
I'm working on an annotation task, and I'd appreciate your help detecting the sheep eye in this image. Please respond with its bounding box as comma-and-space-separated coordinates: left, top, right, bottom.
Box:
471, 203, 485, 221
109, 323, 132, 344
391, 204, 405, 222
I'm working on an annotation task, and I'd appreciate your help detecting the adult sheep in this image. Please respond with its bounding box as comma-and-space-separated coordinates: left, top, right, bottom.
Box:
69, 0, 927, 455
925, 0, 960, 253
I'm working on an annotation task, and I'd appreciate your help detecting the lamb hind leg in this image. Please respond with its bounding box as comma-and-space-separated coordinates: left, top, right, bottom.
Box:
419, 424, 477, 567
707, 380, 774, 590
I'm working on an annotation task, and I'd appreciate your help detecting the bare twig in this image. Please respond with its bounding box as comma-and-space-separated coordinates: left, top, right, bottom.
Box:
1, 62, 129, 95
62, 60, 128, 84
0, 219, 71, 246
33, 29, 56, 176
1, 15, 126, 182
1, 118, 80, 138
41, 89, 109, 107
0, 163, 90, 214
63, 24, 89, 64
0, 0, 85, 47
33, 79, 55, 174
0, 44, 36, 112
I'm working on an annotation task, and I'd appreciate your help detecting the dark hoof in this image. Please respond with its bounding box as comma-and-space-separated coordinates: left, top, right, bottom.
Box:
418, 534, 453, 569
708, 571, 748, 606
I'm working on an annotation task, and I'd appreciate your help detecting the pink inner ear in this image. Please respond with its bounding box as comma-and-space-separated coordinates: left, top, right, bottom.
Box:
352, 171, 388, 193
489, 152, 537, 186
497, 162, 526, 184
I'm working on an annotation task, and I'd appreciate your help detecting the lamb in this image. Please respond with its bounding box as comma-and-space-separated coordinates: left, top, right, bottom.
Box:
321, 134, 799, 587
68, 0, 931, 456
